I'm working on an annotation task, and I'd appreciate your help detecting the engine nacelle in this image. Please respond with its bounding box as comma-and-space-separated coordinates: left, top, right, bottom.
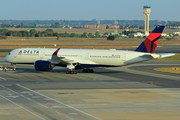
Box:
34, 60, 53, 71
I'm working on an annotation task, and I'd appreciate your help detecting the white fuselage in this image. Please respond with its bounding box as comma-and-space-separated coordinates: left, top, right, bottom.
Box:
5, 48, 159, 67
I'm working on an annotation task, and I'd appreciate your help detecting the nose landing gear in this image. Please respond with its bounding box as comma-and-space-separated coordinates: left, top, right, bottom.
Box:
11, 63, 16, 71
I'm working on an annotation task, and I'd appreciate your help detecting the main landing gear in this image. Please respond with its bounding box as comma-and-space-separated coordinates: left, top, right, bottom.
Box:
66, 70, 77, 74
66, 63, 94, 74
66, 63, 77, 74
82, 69, 94, 73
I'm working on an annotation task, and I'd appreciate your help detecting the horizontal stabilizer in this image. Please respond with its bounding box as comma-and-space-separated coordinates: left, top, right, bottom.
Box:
159, 53, 176, 58
140, 53, 161, 59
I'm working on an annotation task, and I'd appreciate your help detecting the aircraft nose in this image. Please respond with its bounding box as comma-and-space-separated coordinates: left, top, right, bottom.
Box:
5, 55, 10, 62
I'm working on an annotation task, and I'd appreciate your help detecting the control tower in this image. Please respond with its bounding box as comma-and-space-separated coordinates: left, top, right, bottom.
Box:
143, 5, 151, 35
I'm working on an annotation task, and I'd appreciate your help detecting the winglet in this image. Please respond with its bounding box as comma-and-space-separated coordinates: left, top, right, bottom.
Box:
53, 48, 60, 56
51, 48, 61, 64
135, 25, 165, 53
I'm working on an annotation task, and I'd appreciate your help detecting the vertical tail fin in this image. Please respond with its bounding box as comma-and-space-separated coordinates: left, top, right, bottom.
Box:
135, 25, 165, 53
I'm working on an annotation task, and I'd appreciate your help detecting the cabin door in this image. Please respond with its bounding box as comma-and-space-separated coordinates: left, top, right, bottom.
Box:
122, 54, 126, 61
85, 53, 89, 60
40, 51, 44, 59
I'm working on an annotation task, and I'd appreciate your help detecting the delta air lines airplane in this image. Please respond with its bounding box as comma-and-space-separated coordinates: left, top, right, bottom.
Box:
5, 25, 175, 74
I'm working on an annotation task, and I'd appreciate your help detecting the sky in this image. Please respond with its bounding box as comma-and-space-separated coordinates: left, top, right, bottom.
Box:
0, 0, 179, 21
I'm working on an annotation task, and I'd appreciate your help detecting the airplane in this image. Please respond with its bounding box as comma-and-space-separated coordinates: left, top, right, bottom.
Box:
5, 25, 175, 74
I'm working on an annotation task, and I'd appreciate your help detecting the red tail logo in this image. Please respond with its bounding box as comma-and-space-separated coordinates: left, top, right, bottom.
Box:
135, 25, 165, 53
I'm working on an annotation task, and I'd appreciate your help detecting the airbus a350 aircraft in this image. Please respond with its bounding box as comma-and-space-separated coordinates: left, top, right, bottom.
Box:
5, 25, 175, 74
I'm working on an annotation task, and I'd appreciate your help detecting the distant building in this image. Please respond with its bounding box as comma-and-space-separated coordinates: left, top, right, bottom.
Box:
100, 25, 106, 29
97, 24, 101, 29
84, 24, 120, 29
173, 32, 180, 36
84, 24, 88, 28
133, 32, 144, 37
120, 34, 127, 37
109, 25, 119, 29
103, 32, 109, 37
88, 25, 96, 28
36, 24, 51, 27
161, 33, 169, 37
111, 32, 119, 35
168, 26, 180, 28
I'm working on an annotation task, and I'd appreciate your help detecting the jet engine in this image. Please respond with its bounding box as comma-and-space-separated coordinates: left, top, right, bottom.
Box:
34, 60, 54, 71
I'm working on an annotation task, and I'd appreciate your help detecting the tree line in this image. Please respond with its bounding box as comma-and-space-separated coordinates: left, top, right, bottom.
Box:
0, 29, 103, 39
168, 22, 180, 26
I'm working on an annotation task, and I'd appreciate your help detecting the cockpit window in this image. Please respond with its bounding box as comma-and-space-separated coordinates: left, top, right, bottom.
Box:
8, 52, 11, 55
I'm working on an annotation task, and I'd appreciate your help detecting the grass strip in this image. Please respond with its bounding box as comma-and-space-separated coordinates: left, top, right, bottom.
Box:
154, 67, 180, 74
0, 52, 8, 57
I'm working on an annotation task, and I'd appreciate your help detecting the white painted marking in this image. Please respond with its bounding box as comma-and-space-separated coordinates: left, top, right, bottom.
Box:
26, 97, 32, 100
66, 116, 74, 120
32, 96, 40, 99
94, 76, 99, 80
55, 111, 61, 115
0, 77, 6, 81
0, 84, 5, 88
21, 95, 31, 100
0, 95, 45, 120
6, 95, 19, 98
51, 106, 66, 108
0, 107, 19, 109
21, 91, 32, 94
69, 113, 78, 115
38, 103, 48, 108
7, 88, 18, 94
16, 84, 102, 120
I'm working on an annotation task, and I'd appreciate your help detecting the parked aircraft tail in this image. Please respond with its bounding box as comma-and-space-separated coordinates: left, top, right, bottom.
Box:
135, 25, 165, 53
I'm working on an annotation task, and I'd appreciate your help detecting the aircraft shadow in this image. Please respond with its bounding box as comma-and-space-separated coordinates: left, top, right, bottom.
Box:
5, 67, 123, 74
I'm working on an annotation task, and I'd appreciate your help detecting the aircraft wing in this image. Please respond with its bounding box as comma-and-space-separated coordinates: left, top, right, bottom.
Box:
59, 57, 97, 64
50, 48, 96, 64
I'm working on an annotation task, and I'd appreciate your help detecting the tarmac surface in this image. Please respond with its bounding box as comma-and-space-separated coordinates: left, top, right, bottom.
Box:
0, 58, 180, 120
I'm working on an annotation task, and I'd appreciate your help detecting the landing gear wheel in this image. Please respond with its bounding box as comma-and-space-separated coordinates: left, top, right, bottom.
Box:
90, 69, 94, 73
74, 70, 77, 74
82, 69, 94, 73
82, 69, 86, 73
66, 70, 70, 74
70, 71, 74, 74
66, 70, 77, 74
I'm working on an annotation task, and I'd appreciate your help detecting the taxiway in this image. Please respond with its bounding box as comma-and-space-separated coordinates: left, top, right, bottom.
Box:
0, 58, 180, 120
